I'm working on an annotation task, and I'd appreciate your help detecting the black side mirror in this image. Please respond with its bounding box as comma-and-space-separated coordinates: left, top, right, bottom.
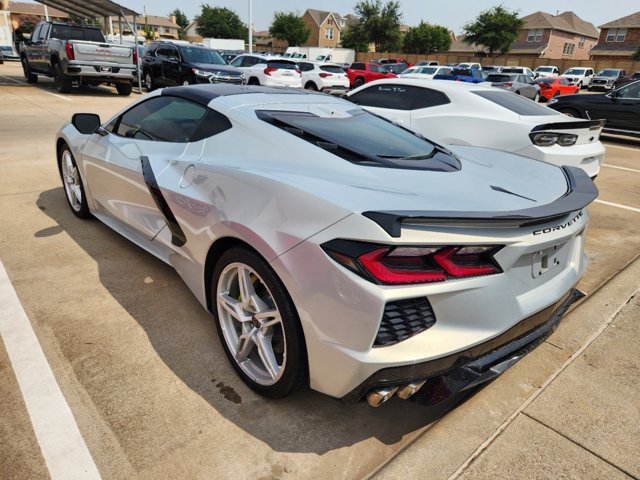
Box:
72, 113, 101, 134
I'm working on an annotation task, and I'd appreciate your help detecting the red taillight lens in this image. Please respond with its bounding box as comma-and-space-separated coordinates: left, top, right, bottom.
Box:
133, 49, 138, 65
323, 242, 502, 285
503, 82, 512, 87
319, 72, 332, 78
65, 42, 75, 61
264, 67, 277, 76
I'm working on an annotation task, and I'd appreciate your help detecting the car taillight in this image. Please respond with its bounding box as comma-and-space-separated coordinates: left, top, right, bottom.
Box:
319, 72, 332, 78
529, 132, 578, 147
133, 49, 137, 65
264, 67, 277, 76
65, 42, 75, 61
322, 241, 502, 285
296, 68, 301, 76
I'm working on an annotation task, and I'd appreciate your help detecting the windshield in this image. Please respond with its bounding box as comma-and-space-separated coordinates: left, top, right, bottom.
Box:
564, 68, 585, 75
486, 74, 514, 83
50, 25, 105, 42
418, 67, 438, 74
536, 67, 555, 72
180, 47, 225, 65
596, 69, 619, 77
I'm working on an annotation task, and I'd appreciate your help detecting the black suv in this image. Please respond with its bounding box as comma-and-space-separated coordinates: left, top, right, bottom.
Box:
547, 80, 640, 137
142, 42, 245, 91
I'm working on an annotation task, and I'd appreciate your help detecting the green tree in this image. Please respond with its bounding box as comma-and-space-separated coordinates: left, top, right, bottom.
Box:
403, 22, 451, 54
169, 8, 189, 40
462, 5, 524, 57
195, 5, 247, 40
269, 12, 310, 46
352, 0, 402, 52
340, 24, 370, 52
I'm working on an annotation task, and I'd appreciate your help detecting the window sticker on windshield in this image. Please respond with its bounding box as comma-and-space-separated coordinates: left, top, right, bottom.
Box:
378, 86, 406, 93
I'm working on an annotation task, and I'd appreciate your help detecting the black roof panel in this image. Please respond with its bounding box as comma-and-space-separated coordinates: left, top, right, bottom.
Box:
161, 84, 310, 105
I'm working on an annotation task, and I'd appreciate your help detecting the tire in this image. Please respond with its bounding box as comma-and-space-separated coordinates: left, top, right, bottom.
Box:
58, 144, 91, 218
116, 82, 132, 96
21, 56, 38, 83
354, 77, 365, 88
587, 86, 592, 91
53, 63, 72, 93
305, 81, 318, 90
248, 77, 260, 85
533, 92, 540, 102
145, 71, 155, 92
212, 247, 307, 398
577, 81, 583, 89
558, 108, 581, 118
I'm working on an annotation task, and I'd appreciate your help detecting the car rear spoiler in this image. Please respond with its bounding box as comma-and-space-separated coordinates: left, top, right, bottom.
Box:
362, 166, 598, 237
531, 119, 605, 132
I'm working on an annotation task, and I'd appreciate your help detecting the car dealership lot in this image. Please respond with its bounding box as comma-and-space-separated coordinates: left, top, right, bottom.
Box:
1, 60, 639, 479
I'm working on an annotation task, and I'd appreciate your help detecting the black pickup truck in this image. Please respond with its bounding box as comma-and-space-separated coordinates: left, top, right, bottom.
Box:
21, 21, 135, 95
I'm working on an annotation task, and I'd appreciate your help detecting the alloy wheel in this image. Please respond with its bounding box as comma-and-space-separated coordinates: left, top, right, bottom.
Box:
216, 262, 287, 385
61, 149, 82, 212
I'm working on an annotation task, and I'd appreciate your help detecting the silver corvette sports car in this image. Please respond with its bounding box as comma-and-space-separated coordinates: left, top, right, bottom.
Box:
56, 85, 597, 407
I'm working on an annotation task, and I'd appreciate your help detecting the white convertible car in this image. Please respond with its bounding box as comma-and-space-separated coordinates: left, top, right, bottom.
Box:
347, 79, 606, 178
56, 85, 597, 407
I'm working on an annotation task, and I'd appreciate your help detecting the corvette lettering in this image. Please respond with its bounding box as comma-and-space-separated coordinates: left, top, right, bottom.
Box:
533, 211, 583, 235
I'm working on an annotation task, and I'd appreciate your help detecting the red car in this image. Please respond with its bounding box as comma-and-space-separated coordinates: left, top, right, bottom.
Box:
535, 77, 579, 101
346, 62, 396, 88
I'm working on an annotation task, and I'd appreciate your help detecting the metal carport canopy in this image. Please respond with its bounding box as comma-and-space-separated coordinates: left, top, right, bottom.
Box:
33, 0, 139, 19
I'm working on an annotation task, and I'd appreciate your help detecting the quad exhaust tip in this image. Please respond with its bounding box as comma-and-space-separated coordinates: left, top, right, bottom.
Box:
366, 380, 427, 407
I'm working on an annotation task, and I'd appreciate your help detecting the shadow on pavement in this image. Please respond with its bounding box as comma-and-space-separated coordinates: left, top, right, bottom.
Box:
36, 187, 480, 455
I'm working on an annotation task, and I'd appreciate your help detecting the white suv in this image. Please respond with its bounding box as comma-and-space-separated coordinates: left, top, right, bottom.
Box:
297, 61, 349, 95
560, 67, 594, 89
533, 65, 559, 78
230, 55, 302, 88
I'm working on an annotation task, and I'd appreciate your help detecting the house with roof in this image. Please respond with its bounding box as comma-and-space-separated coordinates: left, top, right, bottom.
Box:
301, 9, 346, 48
509, 11, 599, 60
113, 15, 180, 40
5, 1, 68, 32
590, 12, 640, 60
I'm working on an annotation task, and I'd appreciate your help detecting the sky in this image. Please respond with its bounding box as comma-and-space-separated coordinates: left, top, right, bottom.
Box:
23, 0, 640, 33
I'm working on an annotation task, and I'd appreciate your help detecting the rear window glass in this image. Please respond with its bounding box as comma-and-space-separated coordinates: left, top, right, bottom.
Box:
258, 110, 460, 171
535, 78, 554, 84
451, 68, 472, 76
320, 65, 345, 74
50, 25, 105, 42
268, 60, 297, 70
486, 74, 513, 82
501, 68, 523, 74
472, 90, 558, 116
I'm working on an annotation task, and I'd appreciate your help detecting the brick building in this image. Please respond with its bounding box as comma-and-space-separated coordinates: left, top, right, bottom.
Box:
509, 11, 599, 60
5, 1, 68, 31
300, 9, 346, 48
590, 12, 640, 60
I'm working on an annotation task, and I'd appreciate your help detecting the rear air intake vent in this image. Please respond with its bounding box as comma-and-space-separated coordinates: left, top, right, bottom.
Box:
374, 297, 436, 347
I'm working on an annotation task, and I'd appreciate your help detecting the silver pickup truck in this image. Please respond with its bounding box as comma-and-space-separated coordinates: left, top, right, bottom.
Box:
21, 22, 135, 95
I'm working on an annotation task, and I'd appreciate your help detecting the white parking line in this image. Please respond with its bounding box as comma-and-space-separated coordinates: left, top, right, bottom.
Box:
601, 164, 640, 174
594, 199, 640, 213
0, 75, 72, 101
0, 261, 101, 480
603, 143, 640, 153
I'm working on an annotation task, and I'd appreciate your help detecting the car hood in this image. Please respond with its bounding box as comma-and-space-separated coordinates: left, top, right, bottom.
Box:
191, 63, 242, 75
248, 145, 572, 215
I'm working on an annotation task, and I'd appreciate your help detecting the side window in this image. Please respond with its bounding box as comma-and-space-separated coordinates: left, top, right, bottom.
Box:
559, 78, 569, 85
242, 56, 259, 67
230, 56, 243, 67
168, 47, 179, 60
38, 24, 50, 41
351, 63, 365, 71
617, 82, 640, 99
412, 87, 451, 109
31, 24, 42, 42
114, 96, 231, 142
298, 62, 312, 72
588, 69, 593, 76
156, 46, 170, 58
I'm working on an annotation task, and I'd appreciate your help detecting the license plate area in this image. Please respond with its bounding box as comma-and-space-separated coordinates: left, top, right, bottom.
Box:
532, 243, 564, 279
100, 66, 112, 73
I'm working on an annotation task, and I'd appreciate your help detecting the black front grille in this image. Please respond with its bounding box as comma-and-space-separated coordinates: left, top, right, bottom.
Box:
374, 297, 436, 347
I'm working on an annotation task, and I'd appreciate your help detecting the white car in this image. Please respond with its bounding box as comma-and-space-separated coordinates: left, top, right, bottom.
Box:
456, 62, 481, 70
534, 66, 560, 79
56, 85, 596, 406
297, 61, 350, 95
347, 79, 605, 178
560, 67, 595, 89
230, 54, 302, 88
501, 66, 535, 79
399, 65, 452, 79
